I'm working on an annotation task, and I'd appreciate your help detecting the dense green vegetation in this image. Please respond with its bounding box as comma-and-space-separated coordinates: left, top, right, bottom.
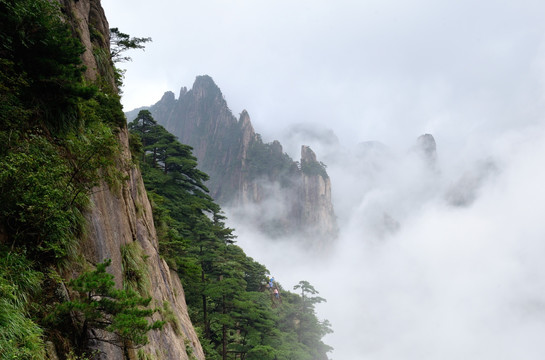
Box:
246, 135, 299, 186
48, 259, 164, 350
0, 249, 45, 359
0, 0, 157, 358
129, 111, 333, 360
300, 160, 329, 179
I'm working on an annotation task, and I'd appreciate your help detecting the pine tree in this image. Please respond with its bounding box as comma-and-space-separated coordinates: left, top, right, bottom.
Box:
128, 114, 333, 360
50, 260, 164, 350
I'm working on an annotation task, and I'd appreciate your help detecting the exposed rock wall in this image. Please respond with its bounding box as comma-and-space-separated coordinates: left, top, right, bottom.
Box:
299, 146, 337, 244
81, 129, 204, 360
58, 1, 204, 359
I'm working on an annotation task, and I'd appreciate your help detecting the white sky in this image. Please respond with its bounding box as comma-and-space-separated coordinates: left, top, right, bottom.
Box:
103, 0, 545, 153
102, 1, 545, 358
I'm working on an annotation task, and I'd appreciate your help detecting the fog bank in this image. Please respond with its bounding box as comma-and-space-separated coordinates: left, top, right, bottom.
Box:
228, 124, 545, 359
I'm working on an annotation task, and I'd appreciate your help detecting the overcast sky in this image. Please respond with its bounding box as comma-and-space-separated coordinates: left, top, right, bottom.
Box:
103, 0, 545, 154
102, 1, 545, 358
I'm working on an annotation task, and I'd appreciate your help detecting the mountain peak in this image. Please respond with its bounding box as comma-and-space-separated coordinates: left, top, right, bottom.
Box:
239, 109, 250, 120
142, 78, 337, 245
191, 75, 223, 102
193, 75, 219, 90
301, 145, 317, 163
238, 110, 252, 127
160, 91, 176, 103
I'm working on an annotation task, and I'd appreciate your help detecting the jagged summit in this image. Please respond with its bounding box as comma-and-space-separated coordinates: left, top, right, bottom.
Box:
135, 75, 338, 245
239, 109, 251, 123
193, 74, 219, 88
160, 90, 176, 103
191, 75, 224, 101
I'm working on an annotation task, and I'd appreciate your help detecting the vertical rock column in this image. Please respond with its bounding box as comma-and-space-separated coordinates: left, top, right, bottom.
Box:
300, 146, 338, 246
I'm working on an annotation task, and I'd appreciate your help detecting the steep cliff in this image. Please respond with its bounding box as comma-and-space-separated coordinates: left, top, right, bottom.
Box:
299, 146, 336, 241
128, 76, 338, 244
55, 1, 204, 359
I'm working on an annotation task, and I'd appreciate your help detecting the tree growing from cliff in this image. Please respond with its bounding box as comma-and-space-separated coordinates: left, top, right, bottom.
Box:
293, 281, 332, 358
0, 0, 96, 134
50, 259, 164, 350
109, 27, 151, 88
109, 27, 151, 63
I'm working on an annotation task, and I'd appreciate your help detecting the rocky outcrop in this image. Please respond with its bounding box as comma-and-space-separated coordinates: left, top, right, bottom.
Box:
299, 146, 337, 243
56, 1, 204, 359
129, 76, 338, 244
416, 133, 437, 168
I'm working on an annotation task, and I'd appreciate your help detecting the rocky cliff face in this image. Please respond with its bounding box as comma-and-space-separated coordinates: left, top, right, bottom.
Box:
299, 146, 336, 242
128, 76, 338, 244
56, 1, 204, 359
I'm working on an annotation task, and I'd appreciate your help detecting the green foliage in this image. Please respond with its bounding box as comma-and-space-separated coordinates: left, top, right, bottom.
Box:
0, 135, 84, 261
130, 115, 333, 360
87, 87, 126, 127
64, 120, 122, 189
300, 160, 329, 179
110, 28, 152, 64
246, 136, 298, 186
120, 242, 150, 296
184, 338, 197, 360
0, 248, 45, 360
109, 28, 151, 89
294, 281, 326, 305
0, 0, 123, 263
137, 349, 156, 360
0, 0, 157, 357
64, 350, 97, 360
246, 345, 276, 360
0, 0, 96, 134
92, 47, 111, 82
291, 281, 333, 359
0, 120, 120, 262
160, 301, 182, 335
51, 259, 164, 348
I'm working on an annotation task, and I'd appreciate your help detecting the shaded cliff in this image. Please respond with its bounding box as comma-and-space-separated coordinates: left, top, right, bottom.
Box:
128, 76, 338, 244
299, 146, 336, 240
52, 1, 204, 358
